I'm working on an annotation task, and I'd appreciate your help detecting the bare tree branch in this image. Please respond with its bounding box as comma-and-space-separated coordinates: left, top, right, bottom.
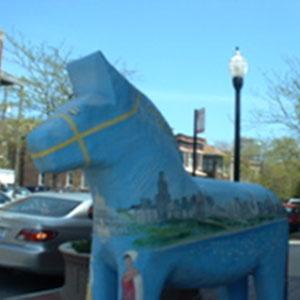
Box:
252, 58, 300, 136
4, 32, 72, 118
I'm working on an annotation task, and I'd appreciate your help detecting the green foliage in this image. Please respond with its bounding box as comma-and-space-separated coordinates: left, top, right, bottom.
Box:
217, 136, 300, 200
259, 137, 300, 199
71, 239, 91, 254
238, 136, 300, 200
241, 138, 264, 183
0, 118, 37, 168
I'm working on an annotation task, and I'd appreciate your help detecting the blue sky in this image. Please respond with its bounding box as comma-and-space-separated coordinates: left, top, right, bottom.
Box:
1, 0, 299, 144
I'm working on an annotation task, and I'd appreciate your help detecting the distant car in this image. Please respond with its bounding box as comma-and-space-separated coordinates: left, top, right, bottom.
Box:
288, 198, 300, 206
2, 186, 32, 201
0, 192, 92, 274
284, 203, 300, 232
0, 192, 12, 207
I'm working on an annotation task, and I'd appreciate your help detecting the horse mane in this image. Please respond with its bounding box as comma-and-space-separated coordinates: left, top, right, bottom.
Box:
138, 94, 183, 163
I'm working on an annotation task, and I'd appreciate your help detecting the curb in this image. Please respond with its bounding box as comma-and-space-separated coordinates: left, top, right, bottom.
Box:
5, 288, 62, 300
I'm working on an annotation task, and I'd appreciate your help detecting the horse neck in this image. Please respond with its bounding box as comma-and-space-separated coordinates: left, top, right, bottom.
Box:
85, 139, 197, 209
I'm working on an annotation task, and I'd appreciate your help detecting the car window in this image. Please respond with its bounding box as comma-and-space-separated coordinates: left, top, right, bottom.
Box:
0, 193, 10, 204
16, 188, 30, 195
6, 196, 80, 217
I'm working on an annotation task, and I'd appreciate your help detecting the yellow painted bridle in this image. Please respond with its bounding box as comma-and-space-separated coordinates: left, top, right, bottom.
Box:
31, 96, 140, 166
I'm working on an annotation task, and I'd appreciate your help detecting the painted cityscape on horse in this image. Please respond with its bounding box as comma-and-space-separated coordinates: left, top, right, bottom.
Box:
94, 170, 285, 248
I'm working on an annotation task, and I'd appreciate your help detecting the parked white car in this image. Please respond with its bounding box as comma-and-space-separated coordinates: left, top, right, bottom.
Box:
0, 192, 92, 274
2, 186, 31, 201
288, 198, 300, 205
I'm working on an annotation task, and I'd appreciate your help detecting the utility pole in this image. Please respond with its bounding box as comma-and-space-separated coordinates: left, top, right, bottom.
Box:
192, 108, 205, 177
192, 110, 198, 176
14, 86, 25, 187
1, 87, 8, 120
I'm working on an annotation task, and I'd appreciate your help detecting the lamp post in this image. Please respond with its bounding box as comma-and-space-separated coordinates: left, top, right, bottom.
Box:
229, 47, 248, 182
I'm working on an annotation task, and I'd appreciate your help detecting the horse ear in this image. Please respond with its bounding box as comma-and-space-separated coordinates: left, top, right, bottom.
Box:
67, 51, 116, 105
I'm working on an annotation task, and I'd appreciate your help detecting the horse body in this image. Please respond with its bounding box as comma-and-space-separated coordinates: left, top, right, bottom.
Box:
27, 51, 288, 300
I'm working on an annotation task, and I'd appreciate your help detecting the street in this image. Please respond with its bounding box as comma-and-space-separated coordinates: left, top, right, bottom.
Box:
0, 268, 63, 299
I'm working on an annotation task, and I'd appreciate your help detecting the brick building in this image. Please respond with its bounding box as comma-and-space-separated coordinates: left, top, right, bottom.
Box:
20, 133, 226, 191
176, 134, 226, 178
21, 150, 88, 191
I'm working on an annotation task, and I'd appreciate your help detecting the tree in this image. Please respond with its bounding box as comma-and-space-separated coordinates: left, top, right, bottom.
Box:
255, 57, 300, 137
1, 32, 136, 186
215, 136, 300, 200
0, 118, 37, 168
259, 137, 300, 200
214, 139, 265, 182
212, 141, 232, 179
241, 138, 264, 183
5, 33, 72, 118
0, 33, 73, 185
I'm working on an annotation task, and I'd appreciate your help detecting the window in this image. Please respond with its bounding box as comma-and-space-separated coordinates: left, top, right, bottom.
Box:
197, 153, 203, 171
66, 172, 74, 187
182, 152, 189, 168
38, 173, 45, 186
6, 196, 80, 217
81, 173, 89, 190
187, 153, 193, 168
203, 157, 214, 172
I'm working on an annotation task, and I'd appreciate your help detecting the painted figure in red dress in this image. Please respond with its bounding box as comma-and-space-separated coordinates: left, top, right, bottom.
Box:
122, 250, 143, 300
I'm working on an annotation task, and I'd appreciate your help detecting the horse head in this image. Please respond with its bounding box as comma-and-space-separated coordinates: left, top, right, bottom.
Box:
27, 51, 155, 173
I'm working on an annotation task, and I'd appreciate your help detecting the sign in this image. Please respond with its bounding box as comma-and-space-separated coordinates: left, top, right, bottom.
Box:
195, 108, 205, 134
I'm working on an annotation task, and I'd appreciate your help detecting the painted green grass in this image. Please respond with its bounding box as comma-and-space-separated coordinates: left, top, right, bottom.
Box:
133, 216, 279, 248
133, 219, 226, 247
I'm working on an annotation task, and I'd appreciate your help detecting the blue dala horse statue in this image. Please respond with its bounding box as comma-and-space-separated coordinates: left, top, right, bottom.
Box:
27, 51, 288, 300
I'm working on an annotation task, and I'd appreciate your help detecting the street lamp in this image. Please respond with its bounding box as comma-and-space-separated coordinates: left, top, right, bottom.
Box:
229, 47, 248, 182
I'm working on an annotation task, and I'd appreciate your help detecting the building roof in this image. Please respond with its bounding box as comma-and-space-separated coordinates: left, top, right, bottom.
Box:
203, 144, 225, 156
176, 133, 225, 157
176, 133, 206, 144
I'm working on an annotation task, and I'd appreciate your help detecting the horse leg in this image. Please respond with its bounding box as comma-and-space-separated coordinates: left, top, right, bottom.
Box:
217, 276, 248, 300
91, 249, 118, 300
254, 246, 288, 300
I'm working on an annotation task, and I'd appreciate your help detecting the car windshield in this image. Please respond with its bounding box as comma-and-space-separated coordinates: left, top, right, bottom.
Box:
5, 196, 80, 217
